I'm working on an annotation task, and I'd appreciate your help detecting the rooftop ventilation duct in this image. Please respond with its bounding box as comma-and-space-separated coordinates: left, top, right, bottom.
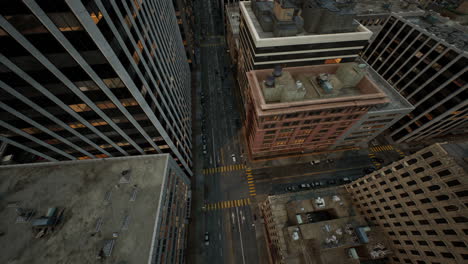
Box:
265, 75, 276, 87
273, 65, 283, 77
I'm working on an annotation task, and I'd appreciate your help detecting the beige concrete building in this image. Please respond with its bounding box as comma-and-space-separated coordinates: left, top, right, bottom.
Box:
0, 154, 191, 264
260, 187, 393, 264
346, 142, 468, 264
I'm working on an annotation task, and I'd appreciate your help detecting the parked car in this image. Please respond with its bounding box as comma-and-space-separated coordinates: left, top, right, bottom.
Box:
286, 185, 298, 192
310, 160, 321, 165
299, 183, 312, 189
327, 179, 337, 185
204, 232, 209, 246
231, 154, 236, 163
363, 167, 376, 174
371, 157, 384, 163
341, 177, 351, 184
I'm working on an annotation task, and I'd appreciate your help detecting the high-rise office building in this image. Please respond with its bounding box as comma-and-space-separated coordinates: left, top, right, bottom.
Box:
237, 0, 372, 102
0, 154, 191, 264
362, 13, 467, 144
346, 142, 468, 264
0, 0, 192, 175
244, 62, 413, 160
173, 0, 195, 65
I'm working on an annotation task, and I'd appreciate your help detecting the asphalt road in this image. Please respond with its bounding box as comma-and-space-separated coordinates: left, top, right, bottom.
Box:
190, 0, 259, 263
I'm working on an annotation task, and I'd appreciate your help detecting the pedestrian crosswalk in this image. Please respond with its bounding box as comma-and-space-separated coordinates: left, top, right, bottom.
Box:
203, 198, 251, 211
203, 164, 246, 174
368, 153, 381, 168
394, 148, 406, 158
246, 168, 256, 197
370, 145, 394, 153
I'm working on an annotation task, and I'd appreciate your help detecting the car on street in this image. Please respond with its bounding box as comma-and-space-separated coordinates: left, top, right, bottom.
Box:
286, 185, 298, 192
363, 167, 376, 174
299, 183, 312, 189
341, 177, 351, 184
310, 160, 320, 165
371, 157, 384, 164
231, 154, 236, 163
204, 232, 209, 246
327, 179, 337, 185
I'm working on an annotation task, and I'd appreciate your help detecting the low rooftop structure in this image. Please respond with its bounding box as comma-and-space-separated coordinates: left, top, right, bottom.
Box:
240, 1, 372, 47
250, 63, 390, 109
0, 154, 191, 264
261, 187, 392, 263
405, 12, 468, 50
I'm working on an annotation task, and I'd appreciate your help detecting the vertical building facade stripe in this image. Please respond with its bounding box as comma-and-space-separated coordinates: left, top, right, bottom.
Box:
65, 0, 192, 175
0, 15, 129, 156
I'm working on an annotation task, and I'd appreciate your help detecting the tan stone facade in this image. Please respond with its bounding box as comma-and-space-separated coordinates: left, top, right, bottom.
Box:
346, 143, 468, 264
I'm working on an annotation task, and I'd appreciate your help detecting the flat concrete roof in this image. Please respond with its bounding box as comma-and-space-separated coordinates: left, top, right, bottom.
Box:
265, 186, 391, 264
0, 154, 172, 264
247, 63, 391, 115
404, 13, 468, 51
365, 66, 414, 114
240, 2, 372, 47
355, 0, 424, 16
226, 4, 240, 36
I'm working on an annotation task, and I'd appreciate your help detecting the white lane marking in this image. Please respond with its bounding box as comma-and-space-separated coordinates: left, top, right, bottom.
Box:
236, 207, 246, 264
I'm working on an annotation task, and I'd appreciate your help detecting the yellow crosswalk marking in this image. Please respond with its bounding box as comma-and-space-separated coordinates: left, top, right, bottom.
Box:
249, 189, 256, 193
247, 198, 251, 204
248, 180, 254, 184
248, 183, 255, 187
250, 193, 256, 196
237, 200, 241, 207
249, 186, 256, 190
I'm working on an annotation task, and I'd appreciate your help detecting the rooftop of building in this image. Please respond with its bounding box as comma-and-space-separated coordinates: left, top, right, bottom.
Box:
402, 12, 468, 51
0, 154, 176, 264
439, 142, 468, 172
365, 66, 414, 114
247, 62, 394, 115
226, 3, 240, 36
264, 187, 392, 263
239, 1, 372, 47
355, 0, 424, 16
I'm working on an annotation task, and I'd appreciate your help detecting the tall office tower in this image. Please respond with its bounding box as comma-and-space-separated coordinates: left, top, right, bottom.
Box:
362, 13, 467, 144
346, 142, 468, 264
244, 62, 413, 160
173, 0, 195, 66
0, 0, 193, 175
354, 0, 424, 40
0, 154, 191, 263
237, 0, 372, 102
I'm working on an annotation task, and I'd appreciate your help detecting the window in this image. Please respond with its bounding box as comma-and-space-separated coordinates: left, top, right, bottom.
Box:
407, 158, 418, 165
418, 240, 428, 246
429, 161, 442, 168
411, 230, 421, 235
434, 218, 448, 224
421, 151, 434, 159
445, 180, 461, 187
441, 252, 454, 259
420, 198, 431, 203
425, 230, 437, 235
444, 205, 458, 212
266, 130, 276, 135
453, 216, 468, 223
438, 169, 451, 177
436, 195, 449, 201
264, 124, 276, 129
443, 229, 457, 235
413, 167, 425, 173
412, 210, 422, 215
421, 175, 432, 182
455, 190, 468, 198
407, 180, 417, 186
451, 241, 466, 247
428, 185, 440, 191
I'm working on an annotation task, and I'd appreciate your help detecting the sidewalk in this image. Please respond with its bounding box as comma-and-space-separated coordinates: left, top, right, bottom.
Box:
251, 196, 273, 264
